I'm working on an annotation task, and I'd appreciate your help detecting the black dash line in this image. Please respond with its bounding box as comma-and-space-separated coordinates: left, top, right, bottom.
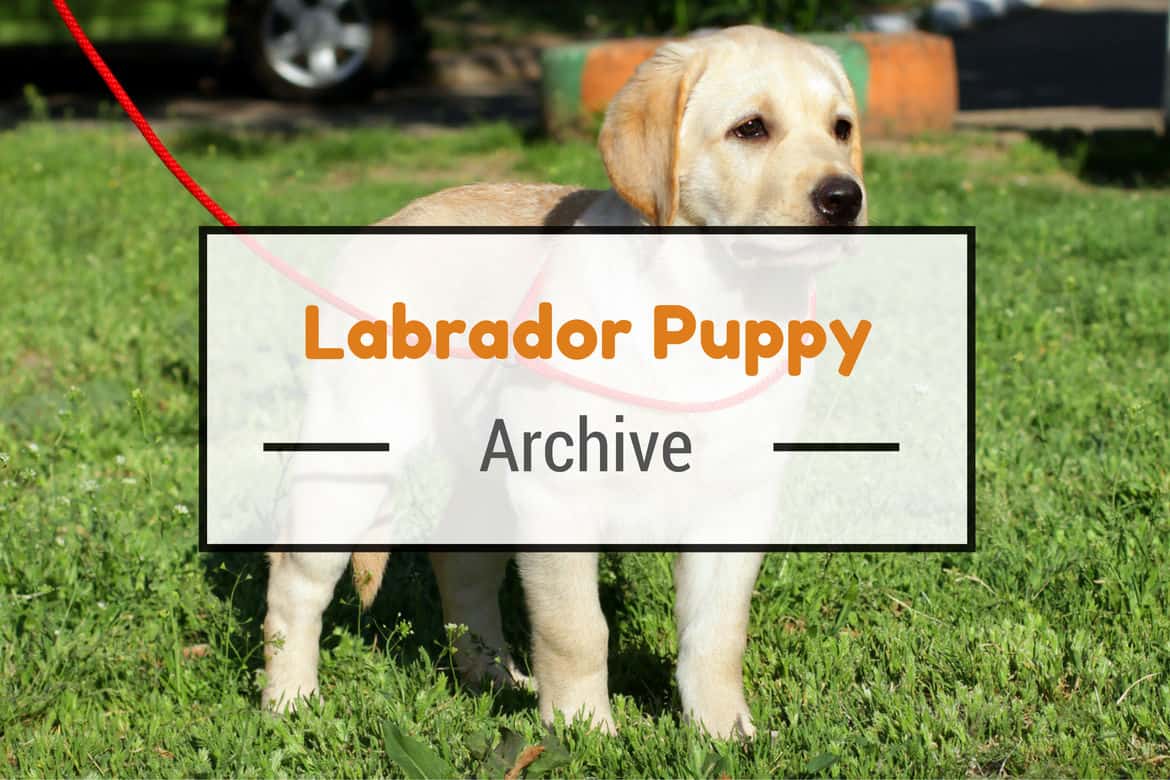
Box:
773, 442, 900, 452
263, 442, 389, 452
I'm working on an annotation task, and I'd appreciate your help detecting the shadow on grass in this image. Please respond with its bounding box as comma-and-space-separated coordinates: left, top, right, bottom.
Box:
201, 549, 453, 671
600, 558, 678, 719
1030, 128, 1170, 188
200, 549, 681, 719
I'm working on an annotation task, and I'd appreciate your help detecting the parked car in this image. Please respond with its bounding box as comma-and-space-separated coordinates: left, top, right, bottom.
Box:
13, 0, 428, 100
223, 0, 428, 99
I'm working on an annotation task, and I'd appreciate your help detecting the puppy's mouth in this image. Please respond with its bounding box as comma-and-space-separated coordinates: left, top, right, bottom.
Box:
712, 259, 815, 315
728, 236, 819, 267
713, 234, 855, 312
727, 234, 854, 269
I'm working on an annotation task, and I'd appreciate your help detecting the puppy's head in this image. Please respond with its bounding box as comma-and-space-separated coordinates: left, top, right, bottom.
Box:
599, 26, 866, 227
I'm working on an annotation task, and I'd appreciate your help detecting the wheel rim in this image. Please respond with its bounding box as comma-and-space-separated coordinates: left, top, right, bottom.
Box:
261, 0, 373, 90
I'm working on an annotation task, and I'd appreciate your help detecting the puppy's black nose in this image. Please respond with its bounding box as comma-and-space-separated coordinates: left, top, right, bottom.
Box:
811, 176, 863, 226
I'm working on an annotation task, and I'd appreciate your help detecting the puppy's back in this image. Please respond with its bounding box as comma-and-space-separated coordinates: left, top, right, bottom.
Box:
378, 183, 603, 228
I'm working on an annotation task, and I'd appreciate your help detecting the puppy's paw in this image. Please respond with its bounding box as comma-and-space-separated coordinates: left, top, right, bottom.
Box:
541, 689, 616, 735
590, 708, 618, 736
687, 707, 756, 740
482, 655, 536, 692
462, 658, 532, 693
451, 633, 533, 693
694, 709, 756, 740
260, 672, 319, 714
681, 690, 756, 740
545, 703, 617, 735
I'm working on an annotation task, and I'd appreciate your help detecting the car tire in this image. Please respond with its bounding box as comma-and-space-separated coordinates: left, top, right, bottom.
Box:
226, 0, 427, 101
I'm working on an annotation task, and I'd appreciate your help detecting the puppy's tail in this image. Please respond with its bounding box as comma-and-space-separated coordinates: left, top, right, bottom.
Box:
351, 552, 389, 608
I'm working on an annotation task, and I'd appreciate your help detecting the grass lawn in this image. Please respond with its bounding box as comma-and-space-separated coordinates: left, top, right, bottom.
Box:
1, 120, 1168, 777
1, 0, 226, 44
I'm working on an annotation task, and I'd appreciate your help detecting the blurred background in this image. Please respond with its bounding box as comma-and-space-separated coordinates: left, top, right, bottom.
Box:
2, 0, 1166, 135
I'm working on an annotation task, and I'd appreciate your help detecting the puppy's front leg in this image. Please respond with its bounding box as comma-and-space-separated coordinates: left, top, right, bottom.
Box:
516, 552, 614, 733
674, 551, 763, 739
262, 551, 350, 711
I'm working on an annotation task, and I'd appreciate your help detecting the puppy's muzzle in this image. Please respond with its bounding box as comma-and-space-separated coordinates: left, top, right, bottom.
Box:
811, 176, 864, 226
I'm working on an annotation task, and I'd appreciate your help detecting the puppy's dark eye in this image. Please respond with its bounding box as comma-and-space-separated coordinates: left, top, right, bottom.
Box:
732, 117, 768, 140
833, 118, 852, 142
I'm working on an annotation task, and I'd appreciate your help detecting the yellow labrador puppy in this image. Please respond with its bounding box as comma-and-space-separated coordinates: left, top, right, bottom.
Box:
262, 25, 866, 739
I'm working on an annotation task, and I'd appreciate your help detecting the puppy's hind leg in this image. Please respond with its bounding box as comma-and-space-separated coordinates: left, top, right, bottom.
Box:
431, 552, 530, 690
262, 551, 350, 711
517, 552, 614, 733
261, 454, 393, 711
674, 551, 764, 739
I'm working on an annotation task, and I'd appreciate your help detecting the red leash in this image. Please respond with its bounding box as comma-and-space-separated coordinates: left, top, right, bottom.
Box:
52, 0, 798, 411
52, 0, 237, 228
51, 0, 393, 324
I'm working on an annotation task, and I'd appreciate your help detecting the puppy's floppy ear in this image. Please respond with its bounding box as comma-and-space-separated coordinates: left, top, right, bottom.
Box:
815, 44, 864, 177
599, 42, 706, 226
848, 94, 864, 178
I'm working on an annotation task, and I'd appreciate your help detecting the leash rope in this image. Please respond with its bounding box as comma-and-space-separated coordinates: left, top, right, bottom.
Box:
52, 0, 385, 324
52, 0, 797, 412
52, 0, 237, 228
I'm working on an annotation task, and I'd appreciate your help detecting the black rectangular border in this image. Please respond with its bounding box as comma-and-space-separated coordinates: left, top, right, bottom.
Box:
199, 225, 975, 553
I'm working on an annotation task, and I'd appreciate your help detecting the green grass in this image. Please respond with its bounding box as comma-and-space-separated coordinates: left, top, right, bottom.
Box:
1, 0, 226, 44
1, 121, 1169, 777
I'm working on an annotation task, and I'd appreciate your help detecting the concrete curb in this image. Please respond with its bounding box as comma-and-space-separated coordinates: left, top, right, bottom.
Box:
541, 31, 957, 138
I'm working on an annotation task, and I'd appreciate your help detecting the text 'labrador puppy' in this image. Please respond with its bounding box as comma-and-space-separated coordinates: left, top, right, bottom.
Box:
261, 25, 866, 739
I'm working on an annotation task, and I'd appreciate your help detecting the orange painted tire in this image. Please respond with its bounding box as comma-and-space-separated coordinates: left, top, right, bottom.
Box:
852, 32, 958, 137
580, 37, 670, 114
543, 31, 958, 138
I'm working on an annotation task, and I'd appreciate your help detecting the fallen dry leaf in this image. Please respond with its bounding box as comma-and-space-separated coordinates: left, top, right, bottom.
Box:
504, 745, 544, 780
181, 644, 210, 660
782, 618, 807, 634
